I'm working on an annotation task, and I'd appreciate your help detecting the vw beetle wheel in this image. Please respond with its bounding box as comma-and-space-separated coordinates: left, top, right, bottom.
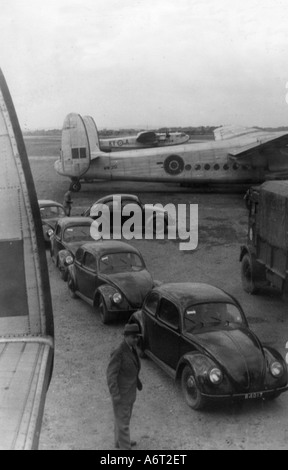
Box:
181, 365, 206, 410
98, 295, 112, 324
67, 274, 77, 299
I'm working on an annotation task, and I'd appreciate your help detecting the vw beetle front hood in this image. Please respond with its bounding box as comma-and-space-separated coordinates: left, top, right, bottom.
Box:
100, 270, 153, 307
193, 328, 266, 391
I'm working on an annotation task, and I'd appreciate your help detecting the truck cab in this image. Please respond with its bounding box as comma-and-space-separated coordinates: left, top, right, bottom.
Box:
240, 181, 288, 297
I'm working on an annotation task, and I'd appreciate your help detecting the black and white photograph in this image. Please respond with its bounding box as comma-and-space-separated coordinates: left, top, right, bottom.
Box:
0, 0, 288, 451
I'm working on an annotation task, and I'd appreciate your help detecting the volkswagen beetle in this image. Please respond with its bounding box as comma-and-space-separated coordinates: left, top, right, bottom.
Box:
129, 282, 288, 410
50, 217, 94, 280
81, 193, 175, 235
38, 199, 66, 245
67, 241, 154, 324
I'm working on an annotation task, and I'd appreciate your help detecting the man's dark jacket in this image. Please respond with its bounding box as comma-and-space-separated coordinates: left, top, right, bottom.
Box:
107, 340, 142, 404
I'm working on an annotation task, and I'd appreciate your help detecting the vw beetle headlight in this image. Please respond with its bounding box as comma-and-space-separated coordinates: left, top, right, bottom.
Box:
270, 362, 283, 378
112, 292, 122, 304
47, 228, 54, 237
209, 368, 223, 385
65, 255, 74, 265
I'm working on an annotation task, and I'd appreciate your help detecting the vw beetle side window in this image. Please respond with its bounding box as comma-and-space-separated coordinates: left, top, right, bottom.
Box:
158, 298, 179, 329
83, 252, 97, 271
144, 293, 159, 316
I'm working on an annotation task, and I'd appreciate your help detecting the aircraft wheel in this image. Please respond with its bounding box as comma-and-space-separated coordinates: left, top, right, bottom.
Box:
70, 180, 81, 192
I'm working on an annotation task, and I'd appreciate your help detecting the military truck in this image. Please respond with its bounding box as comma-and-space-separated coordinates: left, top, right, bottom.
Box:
240, 181, 288, 296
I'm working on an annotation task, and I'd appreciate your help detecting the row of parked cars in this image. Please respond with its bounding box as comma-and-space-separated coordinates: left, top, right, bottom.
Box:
39, 196, 288, 410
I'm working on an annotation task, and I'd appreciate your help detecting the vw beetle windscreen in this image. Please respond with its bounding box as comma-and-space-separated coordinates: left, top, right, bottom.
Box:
184, 303, 244, 332
99, 252, 144, 274
63, 225, 93, 242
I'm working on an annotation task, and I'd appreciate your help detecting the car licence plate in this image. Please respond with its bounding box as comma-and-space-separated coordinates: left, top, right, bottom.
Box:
245, 392, 263, 400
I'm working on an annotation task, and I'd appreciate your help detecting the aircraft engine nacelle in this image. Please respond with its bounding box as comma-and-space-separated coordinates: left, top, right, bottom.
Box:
58, 113, 100, 181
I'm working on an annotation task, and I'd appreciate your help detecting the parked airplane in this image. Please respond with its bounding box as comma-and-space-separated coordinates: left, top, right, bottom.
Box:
55, 113, 288, 192
0, 69, 54, 449
99, 129, 190, 152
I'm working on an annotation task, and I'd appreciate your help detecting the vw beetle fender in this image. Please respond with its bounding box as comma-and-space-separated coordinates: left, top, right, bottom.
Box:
58, 249, 74, 269
176, 352, 218, 386
94, 284, 129, 310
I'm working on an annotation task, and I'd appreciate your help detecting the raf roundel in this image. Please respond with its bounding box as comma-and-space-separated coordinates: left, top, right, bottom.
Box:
164, 155, 185, 175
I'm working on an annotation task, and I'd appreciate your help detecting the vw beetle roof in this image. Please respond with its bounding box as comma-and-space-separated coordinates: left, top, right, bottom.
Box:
56, 216, 93, 227
152, 283, 238, 310
38, 199, 64, 207
79, 240, 144, 258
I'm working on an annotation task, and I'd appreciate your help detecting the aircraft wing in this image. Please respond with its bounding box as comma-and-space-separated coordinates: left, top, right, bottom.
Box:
136, 131, 158, 145
213, 125, 263, 141
214, 125, 288, 166
0, 70, 54, 450
228, 132, 288, 163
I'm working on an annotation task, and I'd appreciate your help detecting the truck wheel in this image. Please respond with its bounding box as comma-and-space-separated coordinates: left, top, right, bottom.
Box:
181, 365, 206, 410
241, 254, 258, 294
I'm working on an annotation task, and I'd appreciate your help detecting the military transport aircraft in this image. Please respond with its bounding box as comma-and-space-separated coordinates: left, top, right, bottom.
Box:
55, 113, 288, 192
99, 129, 190, 152
0, 69, 54, 450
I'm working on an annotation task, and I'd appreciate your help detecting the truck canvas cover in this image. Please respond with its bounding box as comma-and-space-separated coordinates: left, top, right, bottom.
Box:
257, 181, 288, 250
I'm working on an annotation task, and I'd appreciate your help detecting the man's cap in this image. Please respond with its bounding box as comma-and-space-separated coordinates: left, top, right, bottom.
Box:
124, 323, 142, 336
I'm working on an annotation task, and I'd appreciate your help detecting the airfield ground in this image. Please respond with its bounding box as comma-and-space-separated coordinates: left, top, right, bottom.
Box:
28, 155, 288, 450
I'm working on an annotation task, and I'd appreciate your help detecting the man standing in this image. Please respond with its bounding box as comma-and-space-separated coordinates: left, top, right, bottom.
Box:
63, 190, 73, 216
106, 323, 143, 450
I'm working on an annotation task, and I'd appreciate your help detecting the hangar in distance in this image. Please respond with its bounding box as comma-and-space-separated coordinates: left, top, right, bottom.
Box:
55, 113, 288, 192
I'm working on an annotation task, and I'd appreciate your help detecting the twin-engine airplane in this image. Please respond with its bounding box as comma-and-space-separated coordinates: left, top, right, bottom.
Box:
55, 113, 288, 192
99, 129, 190, 152
0, 69, 54, 449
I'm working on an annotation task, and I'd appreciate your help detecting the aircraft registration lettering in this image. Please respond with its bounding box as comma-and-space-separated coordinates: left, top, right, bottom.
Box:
109, 139, 129, 147
104, 164, 118, 170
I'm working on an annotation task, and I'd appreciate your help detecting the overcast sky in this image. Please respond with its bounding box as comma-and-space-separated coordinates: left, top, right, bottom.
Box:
1, 0, 288, 130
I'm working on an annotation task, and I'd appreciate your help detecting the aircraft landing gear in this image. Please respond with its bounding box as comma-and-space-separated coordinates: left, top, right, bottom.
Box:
69, 180, 81, 192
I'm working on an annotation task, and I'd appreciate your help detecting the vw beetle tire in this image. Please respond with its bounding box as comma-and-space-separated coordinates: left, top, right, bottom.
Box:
181, 365, 206, 410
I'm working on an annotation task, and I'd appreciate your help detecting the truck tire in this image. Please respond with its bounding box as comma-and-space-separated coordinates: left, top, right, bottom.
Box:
241, 253, 258, 294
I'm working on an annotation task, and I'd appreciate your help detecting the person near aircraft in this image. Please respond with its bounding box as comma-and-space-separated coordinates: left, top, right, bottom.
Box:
63, 190, 73, 216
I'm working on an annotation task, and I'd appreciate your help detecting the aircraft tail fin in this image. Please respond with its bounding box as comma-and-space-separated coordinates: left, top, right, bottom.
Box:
59, 113, 105, 180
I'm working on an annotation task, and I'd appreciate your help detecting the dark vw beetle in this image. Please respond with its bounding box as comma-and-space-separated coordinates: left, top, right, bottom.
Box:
129, 282, 288, 410
50, 216, 94, 280
38, 199, 66, 244
67, 241, 154, 324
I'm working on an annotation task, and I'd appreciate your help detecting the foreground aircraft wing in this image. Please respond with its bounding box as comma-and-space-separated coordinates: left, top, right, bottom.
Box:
228, 132, 288, 164
136, 131, 158, 145
0, 70, 54, 450
215, 125, 288, 166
